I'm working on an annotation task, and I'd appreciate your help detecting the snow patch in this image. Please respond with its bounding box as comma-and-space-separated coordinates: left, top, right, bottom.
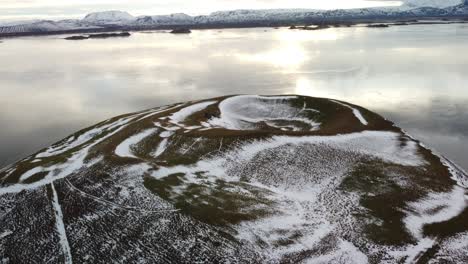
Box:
36, 114, 136, 158
51, 183, 73, 264
208, 95, 320, 131
397, 238, 435, 264
136, 104, 183, 122
168, 101, 217, 126
332, 100, 369, 126
115, 128, 158, 159
0, 230, 12, 239
1, 118, 130, 195
160, 131, 174, 138
152, 131, 426, 181
306, 239, 369, 264
19, 166, 46, 182
394, 186, 467, 263
239, 131, 425, 167
430, 232, 468, 263
404, 186, 466, 240
153, 138, 170, 158
150, 130, 427, 261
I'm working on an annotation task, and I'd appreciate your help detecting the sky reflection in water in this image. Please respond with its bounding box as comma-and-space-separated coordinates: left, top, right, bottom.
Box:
0, 24, 467, 169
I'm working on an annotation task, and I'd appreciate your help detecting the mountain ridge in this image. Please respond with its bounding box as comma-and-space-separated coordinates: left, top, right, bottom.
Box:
0, 2, 467, 37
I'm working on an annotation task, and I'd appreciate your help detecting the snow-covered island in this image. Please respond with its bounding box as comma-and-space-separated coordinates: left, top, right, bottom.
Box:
0, 0, 467, 37
0, 95, 467, 263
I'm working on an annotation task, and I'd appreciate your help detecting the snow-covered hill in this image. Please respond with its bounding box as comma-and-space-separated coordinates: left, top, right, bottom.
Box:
1, 95, 467, 263
0, 19, 100, 34
134, 13, 194, 26
83, 10, 135, 25
197, 9, 324, 24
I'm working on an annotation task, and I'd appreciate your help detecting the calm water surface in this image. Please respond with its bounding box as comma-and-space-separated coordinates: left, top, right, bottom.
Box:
1, 24, 467, 169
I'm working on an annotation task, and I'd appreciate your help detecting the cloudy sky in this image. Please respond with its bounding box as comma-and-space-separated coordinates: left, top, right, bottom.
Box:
0, 0, 403, 21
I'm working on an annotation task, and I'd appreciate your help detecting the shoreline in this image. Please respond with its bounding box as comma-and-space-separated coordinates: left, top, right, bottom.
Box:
1, 16, 467, 39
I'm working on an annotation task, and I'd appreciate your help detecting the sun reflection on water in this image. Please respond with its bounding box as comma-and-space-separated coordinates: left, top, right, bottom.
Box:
232, 28, 341, 71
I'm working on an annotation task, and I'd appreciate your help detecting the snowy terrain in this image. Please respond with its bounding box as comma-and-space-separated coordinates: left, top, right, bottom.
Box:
83, 11, 135, 25
207, 95, 321, 131
134, 13, 195, 26
0, 1, 467, 36
0, 95, 467, 263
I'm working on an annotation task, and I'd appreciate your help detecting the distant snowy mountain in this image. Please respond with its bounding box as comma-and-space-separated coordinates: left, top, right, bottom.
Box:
135, 13, 194, 26
83, 11, 135, 25
199, 9, 323, 24
0, 19, 99, 34
0, 19, 41, 27
0, 2, 467, 36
